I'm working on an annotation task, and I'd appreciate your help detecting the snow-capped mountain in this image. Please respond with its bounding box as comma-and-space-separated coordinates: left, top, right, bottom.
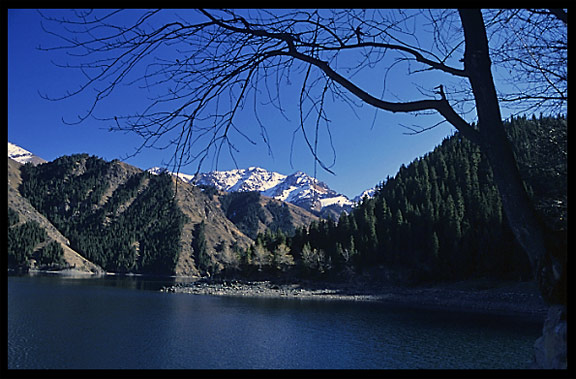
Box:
258, 170, 353, 211
198, 167, 288, 194
198, 167, 355, 214
353, 187, 377, 203
8, 142, 46, 165
7, 141, 371, 218
149, 165, 355, 215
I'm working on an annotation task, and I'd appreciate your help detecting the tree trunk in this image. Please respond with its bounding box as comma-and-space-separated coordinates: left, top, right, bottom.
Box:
458, 9, 566, 369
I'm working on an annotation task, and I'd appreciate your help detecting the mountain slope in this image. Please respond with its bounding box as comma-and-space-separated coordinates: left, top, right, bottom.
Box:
170, 176, 254, 276
12, 153, 253, 276
217, 190, 319, 239
8, 145, 319, 276
8, 157, 103, 273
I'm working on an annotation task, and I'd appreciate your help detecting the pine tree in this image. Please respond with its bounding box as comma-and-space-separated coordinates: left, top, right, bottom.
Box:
193, 221, 213, 275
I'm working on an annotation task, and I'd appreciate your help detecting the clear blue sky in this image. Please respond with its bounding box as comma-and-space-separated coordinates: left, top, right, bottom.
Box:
8, 9, 462, 198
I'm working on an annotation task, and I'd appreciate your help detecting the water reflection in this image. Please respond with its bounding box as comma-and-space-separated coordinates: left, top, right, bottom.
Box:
23, 271, 195, 291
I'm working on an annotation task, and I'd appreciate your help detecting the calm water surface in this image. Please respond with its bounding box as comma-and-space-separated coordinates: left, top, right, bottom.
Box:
8, 275, 542, 369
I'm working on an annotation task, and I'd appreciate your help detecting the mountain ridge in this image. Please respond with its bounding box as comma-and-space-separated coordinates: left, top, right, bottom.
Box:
7, 146, 319, 276
8, 141, 374, 218
149, 165, 359, 217
8, 153, 253, 276
8, 157, 103, 274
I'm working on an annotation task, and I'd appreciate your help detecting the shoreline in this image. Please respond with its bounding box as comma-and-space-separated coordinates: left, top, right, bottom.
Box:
161, 278, 548, 319
11, 269, 547, 319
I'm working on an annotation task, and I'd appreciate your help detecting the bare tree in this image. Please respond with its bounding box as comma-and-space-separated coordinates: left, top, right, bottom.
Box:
487, 9, 567, 114
38, 9, 566, 367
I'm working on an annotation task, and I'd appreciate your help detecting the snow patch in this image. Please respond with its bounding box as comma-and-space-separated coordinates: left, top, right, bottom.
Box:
8, 142, 46, 165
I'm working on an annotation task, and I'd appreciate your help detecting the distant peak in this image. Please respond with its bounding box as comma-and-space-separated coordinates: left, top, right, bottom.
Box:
8, 142, 46, 166
144, 164, 357, 215
147, 166, 167, 175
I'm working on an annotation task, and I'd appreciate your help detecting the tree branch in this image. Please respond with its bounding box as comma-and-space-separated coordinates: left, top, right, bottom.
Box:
547, 9, 567, 24
278, 49, 481, 145
315, 41, 467, 77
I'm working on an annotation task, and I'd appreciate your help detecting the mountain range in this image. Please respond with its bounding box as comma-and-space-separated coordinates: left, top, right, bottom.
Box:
7, 114, 567, 281
149, 166, 364, 218
9, 142, 374, 218
7, 144, 319, 276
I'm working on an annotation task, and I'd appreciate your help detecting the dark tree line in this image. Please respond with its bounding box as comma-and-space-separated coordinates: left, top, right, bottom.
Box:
237, 115, 566, 283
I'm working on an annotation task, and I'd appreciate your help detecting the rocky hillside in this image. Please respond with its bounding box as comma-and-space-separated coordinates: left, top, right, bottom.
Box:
8, 158, 102, 274
8, 153, 318, 277
216, 190, 319, 239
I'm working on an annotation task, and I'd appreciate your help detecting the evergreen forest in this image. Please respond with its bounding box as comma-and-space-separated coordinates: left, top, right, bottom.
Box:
8, 207, 65, 271
17, 155, 187, 275
233, 115, 567, 283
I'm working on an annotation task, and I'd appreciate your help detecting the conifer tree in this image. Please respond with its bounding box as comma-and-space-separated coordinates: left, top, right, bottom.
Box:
193, 221, 212, 275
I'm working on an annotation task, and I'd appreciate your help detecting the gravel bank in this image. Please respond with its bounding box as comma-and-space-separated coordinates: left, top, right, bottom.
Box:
161, 278, 548, 318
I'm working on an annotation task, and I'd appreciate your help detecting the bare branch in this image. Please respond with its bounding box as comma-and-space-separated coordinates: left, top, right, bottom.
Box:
37, 8, 564, 173
276, 47, 481, 145
547, 9, 567, 24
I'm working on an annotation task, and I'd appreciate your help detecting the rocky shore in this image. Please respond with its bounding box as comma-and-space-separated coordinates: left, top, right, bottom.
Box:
161, 278, 548, 318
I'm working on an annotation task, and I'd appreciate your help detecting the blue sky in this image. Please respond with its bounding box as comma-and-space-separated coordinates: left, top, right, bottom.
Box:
8, 9, 463, 198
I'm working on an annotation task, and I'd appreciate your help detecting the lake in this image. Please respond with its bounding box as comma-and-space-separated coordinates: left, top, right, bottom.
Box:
7, 274, 543, 369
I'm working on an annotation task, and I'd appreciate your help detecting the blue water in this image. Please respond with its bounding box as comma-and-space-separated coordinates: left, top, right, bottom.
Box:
7, 275, 542, 369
